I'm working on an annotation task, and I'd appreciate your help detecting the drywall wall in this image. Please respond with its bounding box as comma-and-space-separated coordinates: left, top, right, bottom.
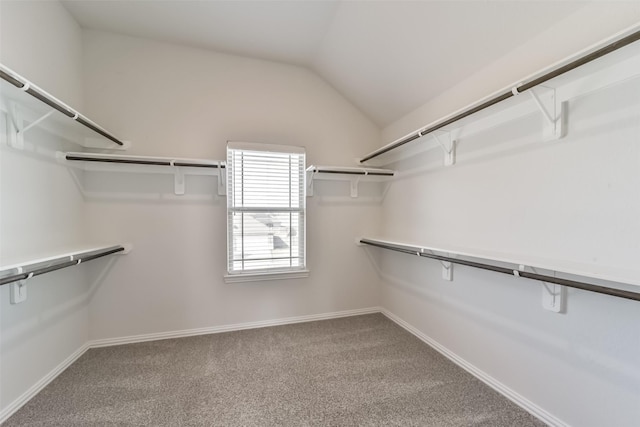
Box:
81, 30, 383, 341
0, 0, 92, 418
376, 11, 640, 427
383, 2, 640, 143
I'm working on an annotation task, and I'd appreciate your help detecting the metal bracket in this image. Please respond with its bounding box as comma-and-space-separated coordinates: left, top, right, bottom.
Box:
172, 162, 185, 195
512, 84, 566, 141
306, 170, 315, 197
515, 264, 565, 313
350, 177, 361, 198
6, 103, 56, 149
7, 102, 24, 149
217, 162, 226, 196
542, 281, 565, 313
10, 267, 30, 304
441, 261, 453, 281
423, 249, 454, 281
529, 86, 566, 140
429, 130, 456, 166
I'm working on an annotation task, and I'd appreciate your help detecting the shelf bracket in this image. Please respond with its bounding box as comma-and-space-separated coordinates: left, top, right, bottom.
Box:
516, 265, 565, 313
6, 103, 57, 149
6, 102, 24, 149
441, 261, 453, 281
429, 130, 456, 166
515, 85, 565, 141
423, 249, 454, 281
10, 267, 29, 304
217, 162, 226, 196
306, 170, 316, 197
541, 281, 566, 313
171, 162, 185, 195
350, 176, 361, 198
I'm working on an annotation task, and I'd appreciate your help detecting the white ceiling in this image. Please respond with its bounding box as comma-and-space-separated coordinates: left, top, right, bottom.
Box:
61, 0, 587, 127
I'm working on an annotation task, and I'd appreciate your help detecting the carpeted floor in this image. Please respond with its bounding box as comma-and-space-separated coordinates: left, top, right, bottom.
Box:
5, 313, 545, 426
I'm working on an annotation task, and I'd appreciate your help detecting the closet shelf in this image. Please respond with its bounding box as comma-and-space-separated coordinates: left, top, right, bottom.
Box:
60, 151, 225, 169
306, 165, 394, 177
306, 165, 395, 197
359, 237, 640, 306
0, 244, 131, 288
0, 63, 129, 150
360, 26, 640, 166
59, 152, 227, 196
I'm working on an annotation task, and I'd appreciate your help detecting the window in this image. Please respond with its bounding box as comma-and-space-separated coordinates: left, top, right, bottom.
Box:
226, 142, 306, 280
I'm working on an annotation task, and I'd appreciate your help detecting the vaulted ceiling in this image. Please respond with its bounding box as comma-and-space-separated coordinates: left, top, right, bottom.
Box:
61, 0, 587, 127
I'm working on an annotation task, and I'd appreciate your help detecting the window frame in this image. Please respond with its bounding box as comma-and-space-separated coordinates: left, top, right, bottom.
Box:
224, 141, 308, 282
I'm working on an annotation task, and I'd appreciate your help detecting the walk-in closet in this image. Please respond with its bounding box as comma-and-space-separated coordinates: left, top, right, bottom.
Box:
1, 1, 639, 426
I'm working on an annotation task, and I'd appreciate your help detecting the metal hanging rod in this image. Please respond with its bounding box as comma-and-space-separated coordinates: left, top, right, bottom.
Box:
0, 245, 126, 287
307, 165, 394, 176
64, 152, 225, 168
0, 64, 125, 147
360, 28, 640, 163
359, 238, 640, 302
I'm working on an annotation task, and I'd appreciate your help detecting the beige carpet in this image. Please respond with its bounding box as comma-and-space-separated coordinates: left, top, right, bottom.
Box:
5, 313, 545, 426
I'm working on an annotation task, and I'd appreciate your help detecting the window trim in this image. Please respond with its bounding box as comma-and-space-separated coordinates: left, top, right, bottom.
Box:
223, 269, 310, 284
226, 141, 307, 279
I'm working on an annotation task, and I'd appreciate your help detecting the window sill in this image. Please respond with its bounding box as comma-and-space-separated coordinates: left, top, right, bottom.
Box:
224, 269, 310, 284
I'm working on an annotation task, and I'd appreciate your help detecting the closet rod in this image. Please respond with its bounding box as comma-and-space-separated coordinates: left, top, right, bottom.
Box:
0, 246, 125, 287
309, 169, 394, 176
360, 28, 640, 163
360, 239, 640, 302
65, 154, 225, 168
0, 65, 125, 147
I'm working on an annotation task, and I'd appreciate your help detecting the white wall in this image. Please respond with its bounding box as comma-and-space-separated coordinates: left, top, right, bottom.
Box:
0, 0, 92, 417
383, 2, 640, 142
377, 7, 640, 427
81, 31, 383, 341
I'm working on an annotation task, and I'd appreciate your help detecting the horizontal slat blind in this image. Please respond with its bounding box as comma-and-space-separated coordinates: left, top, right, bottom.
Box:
227, 144, 305, 274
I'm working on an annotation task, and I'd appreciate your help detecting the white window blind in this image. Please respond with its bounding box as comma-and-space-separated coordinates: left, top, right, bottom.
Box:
227, 142, 306, 275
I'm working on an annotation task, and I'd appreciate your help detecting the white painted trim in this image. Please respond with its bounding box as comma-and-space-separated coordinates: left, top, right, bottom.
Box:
224, 269, 310, 283
227, 141, 305, 154
0, 343, 90, 424
89, 306, 381, 347
379, 308, 569, 427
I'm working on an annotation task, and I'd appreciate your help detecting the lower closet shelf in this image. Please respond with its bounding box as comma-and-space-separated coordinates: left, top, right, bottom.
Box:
0, 244, 132, 287
359, 237, 640, 302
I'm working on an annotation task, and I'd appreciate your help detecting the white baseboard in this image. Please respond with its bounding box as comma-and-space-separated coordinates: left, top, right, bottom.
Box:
379, 308, 568, 427
0, 343, 90, 425
89, 306, 383, 348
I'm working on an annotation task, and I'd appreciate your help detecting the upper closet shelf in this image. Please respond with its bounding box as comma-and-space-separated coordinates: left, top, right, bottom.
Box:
360, 25, 640, 167
0, 63, 129, 150
59, 151, 226, 195
306, 165, 395, 197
